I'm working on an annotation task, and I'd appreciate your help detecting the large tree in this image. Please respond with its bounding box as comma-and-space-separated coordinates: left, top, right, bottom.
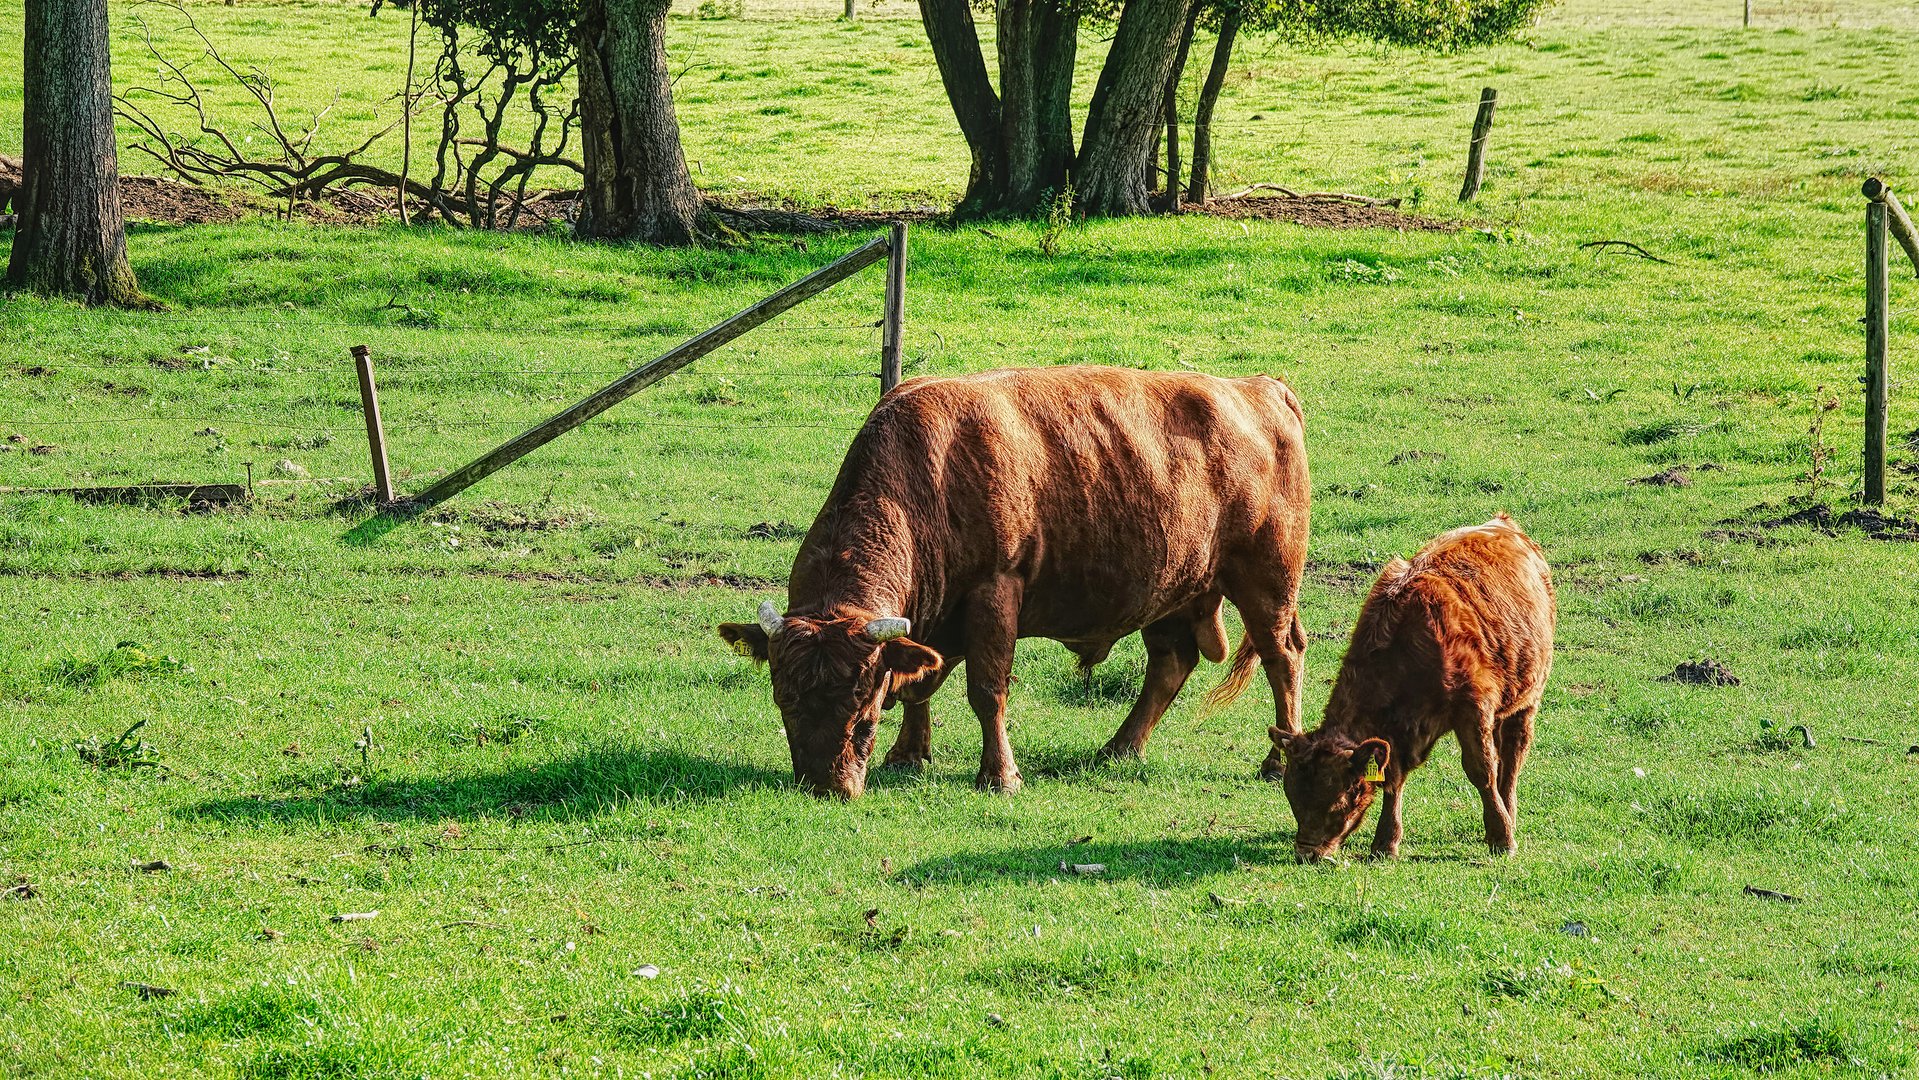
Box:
918, 0, 1553, 219
573, 0, 703, 244
7, 0, 146, 305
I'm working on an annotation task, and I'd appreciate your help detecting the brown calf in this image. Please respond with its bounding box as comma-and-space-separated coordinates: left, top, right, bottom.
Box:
1274, 514, 1554, 860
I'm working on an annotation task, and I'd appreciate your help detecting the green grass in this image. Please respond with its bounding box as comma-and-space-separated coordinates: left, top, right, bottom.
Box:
5, 2, 1919, 1078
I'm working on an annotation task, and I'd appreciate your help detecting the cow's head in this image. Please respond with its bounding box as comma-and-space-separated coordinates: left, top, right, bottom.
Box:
718, 601, 941, 799
1271, 728, 1390, 861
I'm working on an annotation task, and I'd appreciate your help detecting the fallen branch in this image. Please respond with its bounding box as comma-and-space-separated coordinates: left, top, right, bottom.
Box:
1221, 182, 1403, 208
1580, 239, 1673, 264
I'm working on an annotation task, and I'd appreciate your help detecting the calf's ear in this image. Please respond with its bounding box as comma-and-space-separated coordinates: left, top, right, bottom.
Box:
717, 623, 771, 662
1352, 737, 1392, 775
881, 639, 942, 687
1269, 726, 1298, 752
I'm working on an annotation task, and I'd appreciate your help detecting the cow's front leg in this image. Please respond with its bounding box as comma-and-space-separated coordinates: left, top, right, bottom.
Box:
964, 578, 1023, 794
881, 658, 957, 771
880, 700, 933, 771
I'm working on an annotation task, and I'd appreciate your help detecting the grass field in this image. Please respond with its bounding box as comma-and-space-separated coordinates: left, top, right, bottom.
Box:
5, 2, 1919, 1078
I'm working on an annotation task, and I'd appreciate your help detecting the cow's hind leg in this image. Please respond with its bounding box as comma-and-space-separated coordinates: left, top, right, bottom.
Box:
1495, 703, 1536, 825
1456, 699, 1516, 855
964, 577, 1024, 794
1097, 619, 1201, 761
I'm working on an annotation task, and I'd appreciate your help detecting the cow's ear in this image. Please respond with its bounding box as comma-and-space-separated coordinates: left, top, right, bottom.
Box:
1270, 727, 1299, 752
881, 639, 942, 685
1353, 737, 1391, 776
717, 623, 770, 663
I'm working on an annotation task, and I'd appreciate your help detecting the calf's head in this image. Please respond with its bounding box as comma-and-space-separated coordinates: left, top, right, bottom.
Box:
1272, 728, 1391, 861
718, 602, 941, 799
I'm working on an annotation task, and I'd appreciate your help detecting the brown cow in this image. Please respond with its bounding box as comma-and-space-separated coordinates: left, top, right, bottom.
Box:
1271, 514, 1554, 860
718, 366, 1311, 799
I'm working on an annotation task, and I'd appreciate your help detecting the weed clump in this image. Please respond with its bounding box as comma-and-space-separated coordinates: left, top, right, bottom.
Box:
1694, 1018, 1856, 1070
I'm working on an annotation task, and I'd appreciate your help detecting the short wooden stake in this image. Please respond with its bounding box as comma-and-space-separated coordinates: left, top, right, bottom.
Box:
1458, 87, 1497, 203
1865, 197, 1890, 505
880, 221, 907, 395
351, 345, 395, 505
1743, 0, 1751, 27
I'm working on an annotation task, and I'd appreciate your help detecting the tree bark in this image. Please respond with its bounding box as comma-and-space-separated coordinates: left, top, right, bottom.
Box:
7, 0, 144, 305
574, 0, 702, 245
917, 0, 1003, 216
1075, 0, 1199, 217
1187, 6, 1240, 205
996, 0, 1078, 213
1162, 4, 1199, 212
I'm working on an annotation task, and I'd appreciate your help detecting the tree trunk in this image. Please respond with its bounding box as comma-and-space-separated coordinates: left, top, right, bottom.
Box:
1162, 4, 1199, 213
996, 0, 1078, 213
574, 0, 702, 245
917, 0, 1004, 216
1188, 7, 1240, 205
1075, 0, 1199, 217
6, 0, 144, 306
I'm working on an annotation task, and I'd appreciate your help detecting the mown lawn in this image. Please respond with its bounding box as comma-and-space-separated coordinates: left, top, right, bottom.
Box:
3, 2, 1919, 1078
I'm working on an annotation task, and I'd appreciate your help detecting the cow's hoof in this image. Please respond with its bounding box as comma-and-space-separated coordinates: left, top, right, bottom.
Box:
1257, 758, 1285, 782
1488, 842, 1517, 857
879, 754, 929, 773
976, 770, 1023, 795
1095, 741, 1142, 763
1368, 846, 1400, 861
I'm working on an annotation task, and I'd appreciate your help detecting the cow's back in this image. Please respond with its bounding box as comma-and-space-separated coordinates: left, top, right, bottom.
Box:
801, 366, 1307, 637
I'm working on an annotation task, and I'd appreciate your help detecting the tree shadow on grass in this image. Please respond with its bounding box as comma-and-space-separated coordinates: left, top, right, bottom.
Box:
894, 832, 1293, 888
175, 744, 790, 826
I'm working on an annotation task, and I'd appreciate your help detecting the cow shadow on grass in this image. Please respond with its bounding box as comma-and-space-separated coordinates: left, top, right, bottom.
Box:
894, 832, 1295, 888
175, 744, 789, 826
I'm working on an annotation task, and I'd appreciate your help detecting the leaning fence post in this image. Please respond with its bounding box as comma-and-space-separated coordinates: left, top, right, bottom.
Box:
881, 221, 907, 395
351, 345, 395, 505
1458, 87, 1497, 203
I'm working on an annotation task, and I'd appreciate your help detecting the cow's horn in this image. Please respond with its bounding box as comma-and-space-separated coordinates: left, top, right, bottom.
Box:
757, 600, 785, 637
864, 617, 911, 642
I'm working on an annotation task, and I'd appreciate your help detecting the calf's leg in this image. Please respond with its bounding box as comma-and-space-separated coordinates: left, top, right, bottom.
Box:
1369, 772, 1407, 858
1456, 701, 1516, 854
964, 577, 1024, 794
1098, 619, 1201, 761
1495, 704, 1536, 824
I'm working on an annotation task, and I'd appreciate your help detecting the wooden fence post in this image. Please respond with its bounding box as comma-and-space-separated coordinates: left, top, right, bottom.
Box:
1744, 0, 1751, 27
1458, 87, 1497, 203
844, 0, 855, 18
351, 345, 395, 505
1865, 192, 1891, 505
881, 221, 907, 395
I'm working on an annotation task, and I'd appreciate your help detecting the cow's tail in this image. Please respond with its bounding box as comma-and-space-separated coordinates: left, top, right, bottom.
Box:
1203, 633, 1263, 712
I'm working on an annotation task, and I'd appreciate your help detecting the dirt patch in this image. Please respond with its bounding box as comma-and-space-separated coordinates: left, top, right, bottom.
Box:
121, 175, 245, 225
105, 175, 1456, 235
1659, 658, 1740, 686
1192, 194, 1459, 233
1733, 502, 1919, 542
1630, 467, 1692, 487
743, 520, 805, 540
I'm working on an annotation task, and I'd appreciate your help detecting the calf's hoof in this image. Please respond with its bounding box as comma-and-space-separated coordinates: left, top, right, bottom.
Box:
1368, 845, 1401, 861
975, 769, 1023, 795
1095, 740, 1142, 763
879, 752, 930, 772
1488, 841, 1517, 857
1257, 755, 1286, 782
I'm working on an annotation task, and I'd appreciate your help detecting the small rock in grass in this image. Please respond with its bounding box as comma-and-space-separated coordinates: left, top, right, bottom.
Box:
1058, 862, 1105, 876
132, 859, 171, 873
632, 964, 660, 979
272, 459, 309, 478
985, 1013, 1006, 1028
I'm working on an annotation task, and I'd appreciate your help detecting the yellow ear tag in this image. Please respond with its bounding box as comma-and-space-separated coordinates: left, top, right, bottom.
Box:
1363, 759, 1386, 783
730, 639, 755, 658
